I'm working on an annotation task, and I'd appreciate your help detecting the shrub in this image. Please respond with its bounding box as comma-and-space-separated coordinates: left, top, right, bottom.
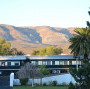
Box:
43, 83, 47, 86
61, 82, 67, 86
52, 81, 57, 86
20, 78, 28, 85
68, 82, 75, 89
49, 81, 53, 85
34, 83, 40, 86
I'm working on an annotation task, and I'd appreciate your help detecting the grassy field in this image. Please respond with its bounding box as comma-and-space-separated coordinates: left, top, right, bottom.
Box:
14, 86, 68, 89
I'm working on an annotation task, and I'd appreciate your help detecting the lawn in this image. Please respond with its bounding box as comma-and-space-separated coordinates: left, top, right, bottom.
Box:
14, 86, 68, 89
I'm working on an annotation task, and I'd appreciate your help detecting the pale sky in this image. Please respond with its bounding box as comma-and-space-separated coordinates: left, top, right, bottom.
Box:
0, 0, 90, 28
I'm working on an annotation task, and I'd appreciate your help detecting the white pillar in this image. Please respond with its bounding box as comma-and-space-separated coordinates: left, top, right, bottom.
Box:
10, 73, 14, 87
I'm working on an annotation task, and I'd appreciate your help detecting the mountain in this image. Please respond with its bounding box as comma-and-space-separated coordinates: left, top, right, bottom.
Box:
0, 24, 75, 54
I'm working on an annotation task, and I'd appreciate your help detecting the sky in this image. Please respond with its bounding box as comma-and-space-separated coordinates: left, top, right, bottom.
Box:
0, 0, 90, 28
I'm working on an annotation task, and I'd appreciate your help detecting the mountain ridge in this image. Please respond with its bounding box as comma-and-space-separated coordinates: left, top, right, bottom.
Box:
0, 24, 75, 54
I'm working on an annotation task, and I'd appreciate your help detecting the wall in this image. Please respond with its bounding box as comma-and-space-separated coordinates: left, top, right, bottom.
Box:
13, 73, 76, 85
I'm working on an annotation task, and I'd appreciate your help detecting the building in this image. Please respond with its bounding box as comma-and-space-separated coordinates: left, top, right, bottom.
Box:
0, 55, 83, 76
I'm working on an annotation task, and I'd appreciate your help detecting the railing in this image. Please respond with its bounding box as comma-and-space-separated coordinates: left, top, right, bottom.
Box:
46, 65, 79, 68
0, 66, 20, 70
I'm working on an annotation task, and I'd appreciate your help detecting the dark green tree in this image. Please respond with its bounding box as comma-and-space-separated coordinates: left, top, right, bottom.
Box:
38, 65, 50, 75
70, 63, 90, 89
69, 10, 90, 89
69, 28, 90, 60
54, 47, 63, 55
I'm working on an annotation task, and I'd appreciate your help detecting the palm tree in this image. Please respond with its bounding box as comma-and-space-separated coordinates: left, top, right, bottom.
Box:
69, 27, 90, 60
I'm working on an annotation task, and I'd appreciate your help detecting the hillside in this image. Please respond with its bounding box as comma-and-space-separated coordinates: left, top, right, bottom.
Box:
0, 24, 75, 54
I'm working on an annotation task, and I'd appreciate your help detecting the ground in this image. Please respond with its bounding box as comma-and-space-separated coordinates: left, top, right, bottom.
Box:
14, 86, 68, 89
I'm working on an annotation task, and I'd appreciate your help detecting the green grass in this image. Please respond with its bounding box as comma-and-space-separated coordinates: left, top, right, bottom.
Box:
14, 86, 68, 89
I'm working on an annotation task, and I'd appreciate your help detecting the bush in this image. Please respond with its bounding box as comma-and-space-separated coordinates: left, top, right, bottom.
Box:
49, 81, 53, 85
43, 83, 47, 86
20, 78, 28, 85
61, 82, 67, 86
52, 81, 57, 86
34, 83, 40, 86
68, 82, 75, 89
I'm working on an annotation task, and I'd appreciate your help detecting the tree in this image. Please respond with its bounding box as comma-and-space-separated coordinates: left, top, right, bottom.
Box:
0, 39, 11, 55
54, 47, 63, 55
9, 48, 24, 55
17, 62, 43, 87
69, 10, 90, 89
45, 46, 55, 55
70, 63, 90, 89
0, 38, 24, 55
31, 46, 63, 55
69, 28, 90, 60
39, 48, 46, 55
38, 65, 50, 75
31, 50, 39, 55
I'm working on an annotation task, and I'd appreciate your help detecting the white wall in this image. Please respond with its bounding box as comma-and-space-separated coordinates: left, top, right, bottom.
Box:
10, 73, 14, 87
13, 73, 76, 85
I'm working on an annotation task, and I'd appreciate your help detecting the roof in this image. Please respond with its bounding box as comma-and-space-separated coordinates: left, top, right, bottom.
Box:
0, 55, 83, 61
0, 55, 26, 61
30, 55, 76, 60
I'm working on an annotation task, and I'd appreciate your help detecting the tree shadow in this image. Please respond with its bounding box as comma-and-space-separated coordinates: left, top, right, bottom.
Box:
50, 27, 73, 39
0, 26, 15, 41
13, 26, 42, 44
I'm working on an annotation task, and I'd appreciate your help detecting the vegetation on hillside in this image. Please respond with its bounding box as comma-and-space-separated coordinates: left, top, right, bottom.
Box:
31, 46, 63, 55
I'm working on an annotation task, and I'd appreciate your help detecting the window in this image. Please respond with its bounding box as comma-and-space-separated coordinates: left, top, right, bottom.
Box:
35, 61, 38, 65
72, 61, 76, 65
31, 61, 35, 65
42, 61, 47, 65
55, 61, 59, 65
64, 61, 69, 65
78, 61, 81, 65
1, 62, 5, 66
14, 63, 19, 66
0, 62, 1, 66
38, 61, 42, 65
47, 61, 52, 65
52, 70, 57, 74
7, 62, 11, 66
14, 61, 20, 66
59, 61, 64, 65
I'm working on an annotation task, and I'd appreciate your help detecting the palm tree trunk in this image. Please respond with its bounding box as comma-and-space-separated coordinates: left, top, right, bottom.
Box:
84, 53, 88, 60
84, 53, 89, 65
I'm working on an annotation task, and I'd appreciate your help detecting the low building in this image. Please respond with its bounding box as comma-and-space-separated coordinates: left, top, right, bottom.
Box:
0, 55, 83, 76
